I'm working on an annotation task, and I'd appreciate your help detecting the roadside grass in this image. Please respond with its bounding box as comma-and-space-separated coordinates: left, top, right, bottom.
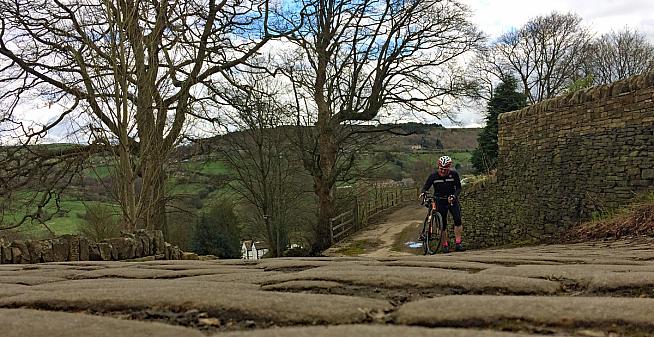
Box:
334, 238, 383, 256
564, 190, 654, 242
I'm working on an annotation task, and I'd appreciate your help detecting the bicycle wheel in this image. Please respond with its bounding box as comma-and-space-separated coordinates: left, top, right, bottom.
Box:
430, 212, 443, 254
421, 215, 431, 255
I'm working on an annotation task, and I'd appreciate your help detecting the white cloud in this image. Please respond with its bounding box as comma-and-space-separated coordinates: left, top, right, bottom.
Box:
461, 0, 654, 41
6, 1, 654, 131
432, 0, 654, 128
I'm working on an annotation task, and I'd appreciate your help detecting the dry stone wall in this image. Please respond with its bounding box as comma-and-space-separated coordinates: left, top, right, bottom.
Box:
0, 230, 196, 264
461, 71, 654, 248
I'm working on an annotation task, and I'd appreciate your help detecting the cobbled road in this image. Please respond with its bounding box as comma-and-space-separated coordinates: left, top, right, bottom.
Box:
1, 210, 653, 337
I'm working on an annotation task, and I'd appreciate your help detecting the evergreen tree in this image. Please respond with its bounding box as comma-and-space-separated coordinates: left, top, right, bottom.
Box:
191, 203, 241, 258
472, 76, 527, 173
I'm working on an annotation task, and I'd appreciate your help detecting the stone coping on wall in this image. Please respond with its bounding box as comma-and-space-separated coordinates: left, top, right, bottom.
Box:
499, 70, 654, 123
0, 230, 202, 264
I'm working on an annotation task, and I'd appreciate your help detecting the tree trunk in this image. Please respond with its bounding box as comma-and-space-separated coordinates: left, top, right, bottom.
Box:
140, 155, 167, 236
117, 144, 138, 232
312, 176, 335, 255
152, 167, 167, 240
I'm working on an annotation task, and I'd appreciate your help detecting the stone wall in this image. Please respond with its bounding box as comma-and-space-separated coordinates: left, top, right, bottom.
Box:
0, 230, 196, 264
461, 71, 654, 248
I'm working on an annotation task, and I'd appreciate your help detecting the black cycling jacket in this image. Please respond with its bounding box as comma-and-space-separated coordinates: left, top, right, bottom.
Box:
421, 169, 462, 198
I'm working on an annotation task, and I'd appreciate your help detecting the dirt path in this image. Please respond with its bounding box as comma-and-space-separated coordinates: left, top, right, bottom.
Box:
323, 204, 426, 257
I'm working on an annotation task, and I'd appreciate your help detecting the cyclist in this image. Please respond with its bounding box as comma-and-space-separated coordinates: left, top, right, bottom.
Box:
419, 155, 464, 253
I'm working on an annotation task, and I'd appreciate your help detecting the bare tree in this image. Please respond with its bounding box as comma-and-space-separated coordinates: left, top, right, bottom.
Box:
467, 47, 511, 101
0, 0, 286, 236
584, 28, 654, 85
491, 12, 592, 104
210, 72, 313, 257
282, 0, 483, 253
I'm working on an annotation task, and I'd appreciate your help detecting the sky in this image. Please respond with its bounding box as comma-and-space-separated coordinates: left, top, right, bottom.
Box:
6, 0, 654, 141
436, 0, 654, 128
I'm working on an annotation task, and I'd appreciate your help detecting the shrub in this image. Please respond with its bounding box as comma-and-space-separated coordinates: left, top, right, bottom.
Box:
79, 204, 121, 241
191, 202, 241, 258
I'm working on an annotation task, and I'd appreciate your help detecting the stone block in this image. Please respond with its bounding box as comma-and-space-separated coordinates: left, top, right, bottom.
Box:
104, 238, 123, 260
60, 235, 80, 261
109, 238, 122, 258
26, 240, 44, 263
154, 230, 165, 255
79, 237, 90, 261
631, 180, 651, 187
97, 242, 113, 261
41, 240, 54, 262
124, 238, 137, 259
11, 241, 30, 264
164, 242, 172, 260
143, 230, 156, 255
11, 247, 23, 264
132, 236, 144, 258
52, 238, 69, 262
1, 244, 12, 264
138, 235, 150, 256
89, 243, 101, 261
172, 247, 182, 260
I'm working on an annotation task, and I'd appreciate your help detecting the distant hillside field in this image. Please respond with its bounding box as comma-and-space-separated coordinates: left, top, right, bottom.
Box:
376, 126, 481, 152
3, 125, 480, 241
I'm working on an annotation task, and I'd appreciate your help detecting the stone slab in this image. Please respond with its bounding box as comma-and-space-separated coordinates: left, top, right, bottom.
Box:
0, 308, 205, 337
381, 260, 494, 272
396, 295, 654, 327
261, 280, 344, 291
179, 271, 282, 284
479, 264, 654, 287
0, 279, 391, 324
67, 267, 177, 279
212, 325, 560, 337
262, 265, 561, 294
588, 271, 654, 291
0, 284, 29, 298
29, 279, 260, 292
0, 275, 66, 285
256, 259, 331, 271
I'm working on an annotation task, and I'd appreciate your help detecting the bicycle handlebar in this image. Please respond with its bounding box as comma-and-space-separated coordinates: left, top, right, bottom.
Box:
420, 194, 458, 207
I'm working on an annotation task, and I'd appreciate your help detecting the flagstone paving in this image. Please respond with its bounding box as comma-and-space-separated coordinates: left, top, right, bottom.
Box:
0, 237, 653, 336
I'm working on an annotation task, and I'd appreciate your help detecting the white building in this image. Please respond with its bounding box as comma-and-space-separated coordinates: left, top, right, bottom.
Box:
241, 240, 269, 260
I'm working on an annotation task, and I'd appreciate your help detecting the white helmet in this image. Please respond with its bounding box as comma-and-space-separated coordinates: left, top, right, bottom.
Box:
438, 155, 452, 168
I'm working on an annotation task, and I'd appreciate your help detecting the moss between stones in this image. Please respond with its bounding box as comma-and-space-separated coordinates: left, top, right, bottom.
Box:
334, 239, 383, 256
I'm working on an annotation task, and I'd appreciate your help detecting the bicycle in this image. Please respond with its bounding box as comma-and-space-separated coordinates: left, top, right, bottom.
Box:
419, 194, 447, 255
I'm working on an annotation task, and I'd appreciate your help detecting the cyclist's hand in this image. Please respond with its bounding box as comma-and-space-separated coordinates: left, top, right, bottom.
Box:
448, 195, 456, 205
419, 192, 426, 201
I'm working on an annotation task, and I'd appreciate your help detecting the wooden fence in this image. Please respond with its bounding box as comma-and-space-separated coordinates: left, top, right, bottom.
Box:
330, 185, 418, 244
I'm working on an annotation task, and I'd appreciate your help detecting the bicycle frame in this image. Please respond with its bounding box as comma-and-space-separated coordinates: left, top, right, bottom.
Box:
420, 195, 444, 255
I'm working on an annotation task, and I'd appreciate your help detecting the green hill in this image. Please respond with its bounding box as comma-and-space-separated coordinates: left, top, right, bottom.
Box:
1, 124, 480, 243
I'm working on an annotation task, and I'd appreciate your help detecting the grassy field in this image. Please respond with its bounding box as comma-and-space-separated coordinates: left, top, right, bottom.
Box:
5, 128, 478, 239
82, 165, 113, 179
7, 199, 116, 238
183, 160, 230, 175
403, 151, 472, 167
